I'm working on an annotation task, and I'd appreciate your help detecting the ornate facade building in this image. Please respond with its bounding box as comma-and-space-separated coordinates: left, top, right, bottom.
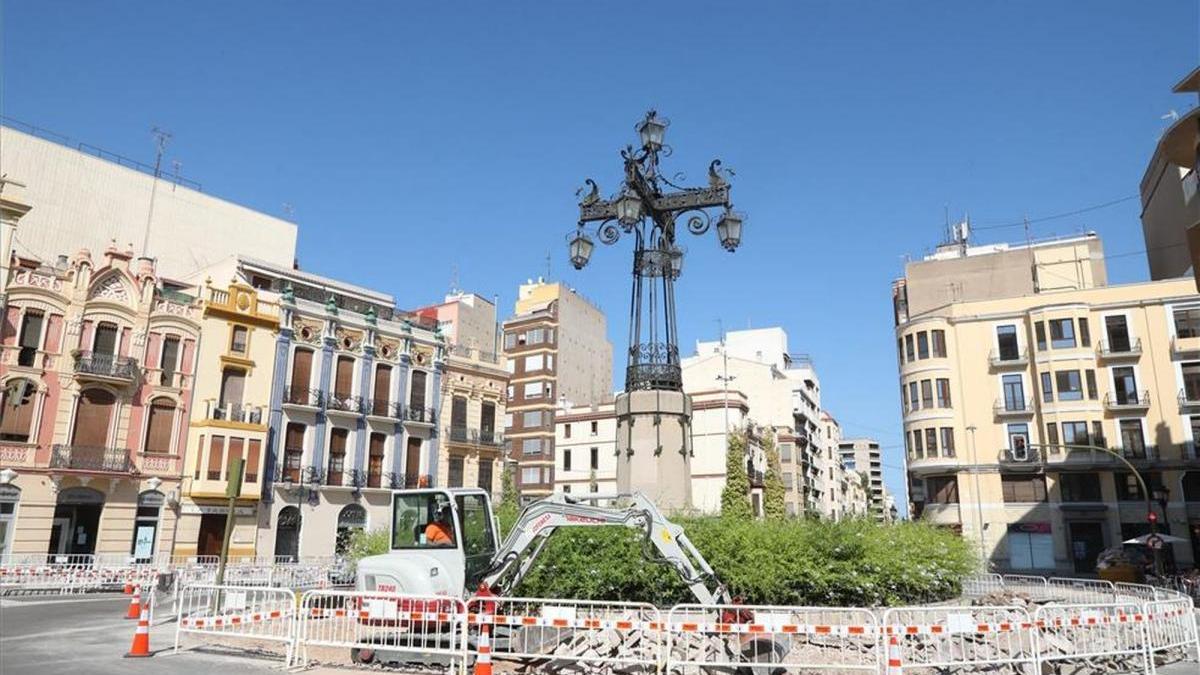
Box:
1, 184, 199, 560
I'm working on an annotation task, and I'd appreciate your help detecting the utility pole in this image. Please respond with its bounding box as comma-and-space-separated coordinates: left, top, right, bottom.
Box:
966, 425, 987, 567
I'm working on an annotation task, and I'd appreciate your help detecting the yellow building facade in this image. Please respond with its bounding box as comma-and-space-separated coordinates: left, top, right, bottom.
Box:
895, 234, 1200, 574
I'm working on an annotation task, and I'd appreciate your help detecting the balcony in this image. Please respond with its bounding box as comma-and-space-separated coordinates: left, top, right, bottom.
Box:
1103, 391, 1151, 413
383, 471, 423, 489
1179, 388, 1200, 411
137, 452, 181, 476
447, 427, 506, 449
365, 398, 403, 420
205, 401, 265, 425
73, 352, 138, 384
988, 348, 1029, 369
1097, 338, 1142, 360
997, 446, 1043, 470
282, 386, 323, 408
326, 394, 364, 416
446, 342, 499, 364
0, 442, 39, 468
49, 445, 134, 473
478, 429, 504, 448
1171, 335, 1200, 357
449, 426, 472, 444
404, 405, 435, 425
993, 399, 1034, 417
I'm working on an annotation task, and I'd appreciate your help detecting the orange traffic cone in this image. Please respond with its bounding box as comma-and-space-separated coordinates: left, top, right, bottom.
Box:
125, 587, 142, 619
886, 634, 902, 674
123, 582, 133, 595
474, 627, 492, 675
124, 602, 152, 658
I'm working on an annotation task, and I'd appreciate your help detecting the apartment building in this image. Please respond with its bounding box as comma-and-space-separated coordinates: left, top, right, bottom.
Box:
413, 291, 498, 353
1139, 66, 1200, 288
821, 412, 871, 521
894, 231, 1200, 573
438, 344, 507, 495
684, 328, 849, 517
501, 279, 612, 500
0, 197, 197, 559
838, 438, 889, 521
174, 279, 280, 559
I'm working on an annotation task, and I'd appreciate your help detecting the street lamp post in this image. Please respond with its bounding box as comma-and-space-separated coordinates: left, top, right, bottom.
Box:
1151, 486, 1170, 576
569, 111, 744, 509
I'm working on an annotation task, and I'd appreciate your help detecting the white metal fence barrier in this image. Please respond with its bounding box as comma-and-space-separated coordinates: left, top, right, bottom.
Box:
174, 584, 297, 663
961, 573, 1004, 597
1032, 601, 1150, 673
881, 605, 1035, 673
466, 596, 662, 672
1047, 576, 1116, 603
666, 603, 880, 673
1144, 597, 1200, 671
294, 589, 466, 669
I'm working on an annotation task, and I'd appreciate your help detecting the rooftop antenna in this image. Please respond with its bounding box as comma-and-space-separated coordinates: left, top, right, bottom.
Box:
281, 203, 295, 220
140, 126, 172, 256
449, 264, 460, 295
170, 159, 183, 192
1024, 215, 1039, 293
545, 248, 552, 281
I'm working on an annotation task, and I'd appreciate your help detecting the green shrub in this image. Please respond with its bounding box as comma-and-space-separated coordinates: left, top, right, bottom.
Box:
509, 516, 974, 607
720, 433, 752, 520
344, 527, 390, 565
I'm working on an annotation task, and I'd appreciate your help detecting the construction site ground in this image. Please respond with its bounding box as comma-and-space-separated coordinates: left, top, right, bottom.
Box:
1, 591, 1197, 674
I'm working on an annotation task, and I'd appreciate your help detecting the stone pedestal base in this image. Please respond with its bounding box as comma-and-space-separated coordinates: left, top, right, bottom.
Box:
615, 390, 693, 510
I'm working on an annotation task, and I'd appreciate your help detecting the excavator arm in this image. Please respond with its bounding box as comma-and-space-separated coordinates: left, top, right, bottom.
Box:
480, 493, 729, 605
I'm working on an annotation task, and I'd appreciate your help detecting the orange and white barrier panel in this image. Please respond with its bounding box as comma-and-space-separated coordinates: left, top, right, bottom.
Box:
467, 596, 662, 672
667, 603, 880, 673
294, 589, 466, 669
173, 584, 296, 663
1032, 601, 1150, 673
881, 605, 1036, 673
1143, 598, 1200, 672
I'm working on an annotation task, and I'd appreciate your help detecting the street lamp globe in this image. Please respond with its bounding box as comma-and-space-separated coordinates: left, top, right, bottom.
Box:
615, 188, 643, 230
568, 229, 594, 270
637, 111, 668, 150
716, 209, 744, 252
668, 245, 684, 278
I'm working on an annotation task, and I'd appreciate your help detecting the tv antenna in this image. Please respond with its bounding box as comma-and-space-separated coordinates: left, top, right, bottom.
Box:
141, 126, 173, 256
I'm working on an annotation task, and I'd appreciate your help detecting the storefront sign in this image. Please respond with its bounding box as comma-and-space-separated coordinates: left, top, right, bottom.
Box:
181, 503, 255, 517
1007, 522, 1051, 534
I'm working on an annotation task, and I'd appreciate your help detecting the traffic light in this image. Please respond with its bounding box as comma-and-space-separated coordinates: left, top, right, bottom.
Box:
1147, 512, 1158, 524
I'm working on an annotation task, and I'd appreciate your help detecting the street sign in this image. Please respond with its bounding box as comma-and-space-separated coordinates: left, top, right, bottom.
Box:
1146, 534, 1164, 550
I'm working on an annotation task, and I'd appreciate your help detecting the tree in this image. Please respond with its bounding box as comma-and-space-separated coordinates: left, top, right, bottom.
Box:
720, 430, 752, 520
762, 435, 786, 520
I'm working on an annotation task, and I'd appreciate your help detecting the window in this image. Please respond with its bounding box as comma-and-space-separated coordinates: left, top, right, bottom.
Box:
1173, 307, 1200, 338
194, 434, 205, 479
93, 322, 119, 355
927, 476, 958, 504
1035, 322, 1047, 351
783, 472, 793, 491
924, 428, 938, 458
450, 396, 467, 430
1040, 372, 1053, 403
373, 364, 392, 415
526, 328, 544, 344
143, 398, 175, 453
1044, 422, 1060, 451
1104, 315, 1131, 352
780, 444, 792, 462
589, 447, 598, 470
1055, 370, 1083, 401
368, 433, 385, 488
900, 385, 908, 412
1007, 423, 1029, 454
897, 338, 905, 364
523, 354, 544, 371
912, 429, 924, 459
935, 379, 951, 407
1002, 475, 1047, 502
219, 367, 246, 409
920, 379, 933, 409
390, 492, 457, 549
1059, 473, 1102, 502
478, 459, 494, 493
327, 428, 348, 486
523, 381, 543, 399
0, 379, 36, 442
1049, 319, 1076, 349
1002, 374, 1025, 411
564, 423, 572, 439
504, 413, 514, 429
520, 466, 541, 485
1181, 362, 1200, 402
917, 332, 929, 359
908, 382, 919, 411
290, 348, 313, 395
1078, 317, 1090, 348
522, 411, 543, 428
905, 334, 915, 362
521, 438, 544, 455
1115, 471, 1163, 501
931, 330, 946, 357
504, 332, 517, 349
1091, 421, 1106, 448
448, 456, 464, 488
17, 311, 43, 366
72, 388, 115, 447
940, 428, 955, 457
590, 420, 598, 435
563, 449, 572, 471
1061, 421, 1089, 447
996, 325, 1019, 360
1085, 369, 1098, 400
409, 370, 427, 410
334, 356, 354, 401
230, 326, 248, 354
227, 438, 244, 487
1119, 419, 1146, 458
1111, 367, 1139, 404
160, 336, 181, 385
284, 423, 305, 483
207, 436, 225, 480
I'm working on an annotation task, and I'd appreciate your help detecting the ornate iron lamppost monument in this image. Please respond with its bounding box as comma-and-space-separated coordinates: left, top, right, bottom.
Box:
567, 111, 744, 509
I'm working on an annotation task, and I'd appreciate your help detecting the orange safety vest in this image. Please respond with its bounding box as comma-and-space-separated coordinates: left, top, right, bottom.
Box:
425, 521, 453, 545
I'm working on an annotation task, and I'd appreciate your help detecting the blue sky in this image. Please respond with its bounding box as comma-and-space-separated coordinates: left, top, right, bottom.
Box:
3, 2, 1199, 505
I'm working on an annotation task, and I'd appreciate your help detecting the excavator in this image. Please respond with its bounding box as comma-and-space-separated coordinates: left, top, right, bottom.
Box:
353, 487, 779, 668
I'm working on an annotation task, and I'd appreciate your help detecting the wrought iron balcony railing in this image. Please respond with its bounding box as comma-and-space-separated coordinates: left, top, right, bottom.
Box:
478, 430, 504, 447
988, 348, 1028, 368
50, 445, 134, 473
1103, 391, 1151, 411
283, 386, 324, 407
326, 394, 364, 414
73, 352, 139, 381
405, 405, 435, 424
365, 398, 403, 419
1097, 338, 1142, 358
206, 401, 264, 425
383, 471, 423, 489
993, 399, 1034, 416
449, 426, 471, 443
1179, 388, 1200, 409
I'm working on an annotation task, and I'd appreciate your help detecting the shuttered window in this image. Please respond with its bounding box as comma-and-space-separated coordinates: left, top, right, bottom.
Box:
368, 433, 385, 488
72, 389, 115, 447
143, 398, 175, 453
373, 364, 391, 411
227, 437, 244, 486
220, 368, 245, 409
451, 396, 467, 429
0, 380, 36, 442
409, 371, 427, 409
290, 349, 313, 392
207, 436, 225, 480
160, 336, 181, 382
335, 356, 354, 400
94, 323, 119, 355
328, 428, 348, 485
246, 439, 261, 482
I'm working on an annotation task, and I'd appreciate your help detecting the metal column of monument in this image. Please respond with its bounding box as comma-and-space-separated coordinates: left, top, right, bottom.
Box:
567, 111, 744, 509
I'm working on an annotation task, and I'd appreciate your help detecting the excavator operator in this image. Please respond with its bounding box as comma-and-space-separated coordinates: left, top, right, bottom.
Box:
424, 503, 455, 546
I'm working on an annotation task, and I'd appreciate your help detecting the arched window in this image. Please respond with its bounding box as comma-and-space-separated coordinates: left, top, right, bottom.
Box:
274, 506, 302, 562
143, 398, 175, 453
72, 389, 116, 447
0, 379, 37, 443
336, 504, 367, 556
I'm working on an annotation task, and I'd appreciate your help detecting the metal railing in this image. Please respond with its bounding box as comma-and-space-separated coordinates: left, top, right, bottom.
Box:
49, 444, 134, 472
325, 394, 362, 414
988, 348, 1028, 367
404, 405, 435, 424
1179, 388, 1200, 408
283, 386, 323, 407
993, 398, 1033, 416
364, 398, 402, 418
1104, 390, 1152, 410
73, 352, 138, 381
1098, 338, 1142, 358
206, 401, 264, 424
